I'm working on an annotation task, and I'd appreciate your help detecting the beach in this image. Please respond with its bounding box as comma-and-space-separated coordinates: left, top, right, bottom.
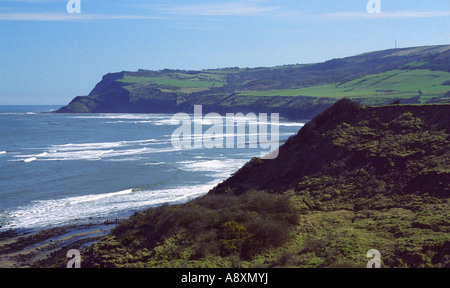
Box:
0, 107, 301, 268
0, 221, 117, 268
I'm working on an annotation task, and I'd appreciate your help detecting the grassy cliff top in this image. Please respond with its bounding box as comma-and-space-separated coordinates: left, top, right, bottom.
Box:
57, 45, 450, 117
46, 100, 449, 268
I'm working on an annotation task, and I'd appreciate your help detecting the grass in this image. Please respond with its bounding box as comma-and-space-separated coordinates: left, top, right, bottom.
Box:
119, 72, 227, 92
47, 101, 450, 268
237, 69, 450, 103
119, 68, 450, 101
80, 191, 300, 268
59, 45, 450, 114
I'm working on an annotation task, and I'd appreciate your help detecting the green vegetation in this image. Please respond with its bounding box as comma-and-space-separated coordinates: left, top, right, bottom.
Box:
51, 45, 450, 267
238, 69, 450, 104
56, 45, 450, 117
55, 99, 449, 268
81, 191, 299, 268
119, 72, 227, 93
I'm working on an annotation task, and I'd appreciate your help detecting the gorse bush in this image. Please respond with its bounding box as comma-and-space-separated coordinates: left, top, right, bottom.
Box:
89, 190, 299, 266
80, 101, 449, 268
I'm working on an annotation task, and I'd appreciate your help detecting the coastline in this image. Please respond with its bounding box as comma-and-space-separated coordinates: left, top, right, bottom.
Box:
0, 220, 119, 268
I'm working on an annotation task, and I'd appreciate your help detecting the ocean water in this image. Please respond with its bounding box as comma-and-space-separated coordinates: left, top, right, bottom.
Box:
0, 105, 305, 233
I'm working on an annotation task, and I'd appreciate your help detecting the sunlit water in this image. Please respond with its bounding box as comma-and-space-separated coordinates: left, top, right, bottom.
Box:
0, 105, 305, 233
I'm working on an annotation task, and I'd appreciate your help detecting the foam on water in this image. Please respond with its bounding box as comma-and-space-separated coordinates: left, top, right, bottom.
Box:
143, 162, 166, 166
12, 138, 179, 162
22, 157, 37, 163
11, 128, 291, 163
0, 108, 306, 232
178, 158, 247, 178
71, 114, 154, 120
51, 141, 125, 151
1, 183, 216, 230
0, 156, 248, 230
179, 159, 238, 172
70, 114, 176, 125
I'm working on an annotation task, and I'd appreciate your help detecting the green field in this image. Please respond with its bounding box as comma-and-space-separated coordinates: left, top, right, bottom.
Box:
118, 69, 450, 103
238, 69, 450, 103
119, 72, 227, 93
117, 68, 450, 106
58, 45, 450, 114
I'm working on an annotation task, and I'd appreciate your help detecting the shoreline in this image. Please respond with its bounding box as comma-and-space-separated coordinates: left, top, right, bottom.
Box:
0, 220, 120, 268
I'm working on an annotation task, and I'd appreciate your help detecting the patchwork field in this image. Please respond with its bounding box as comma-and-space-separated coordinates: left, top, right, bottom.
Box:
238, 69, 450, 104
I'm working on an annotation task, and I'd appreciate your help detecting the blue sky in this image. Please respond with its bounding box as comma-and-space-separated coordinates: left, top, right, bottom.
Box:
0, 0, 449, 105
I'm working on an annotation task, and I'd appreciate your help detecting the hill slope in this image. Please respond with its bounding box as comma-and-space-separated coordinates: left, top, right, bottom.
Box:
58, 99, 450, 268
56, 45, 450, 119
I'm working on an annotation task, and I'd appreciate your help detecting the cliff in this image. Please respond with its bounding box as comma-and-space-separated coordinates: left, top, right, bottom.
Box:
51, 99, 450, 268
56, 45, 450, 119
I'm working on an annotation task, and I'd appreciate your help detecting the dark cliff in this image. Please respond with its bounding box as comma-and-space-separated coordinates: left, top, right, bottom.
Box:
56, 45, 450, 119
64, 99, 450, 268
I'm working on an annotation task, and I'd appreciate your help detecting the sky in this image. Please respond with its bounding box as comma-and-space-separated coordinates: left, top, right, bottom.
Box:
0, 0, 449, 105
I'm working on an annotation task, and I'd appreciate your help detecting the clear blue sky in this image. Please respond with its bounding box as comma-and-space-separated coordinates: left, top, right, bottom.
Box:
1, 0, 449, 105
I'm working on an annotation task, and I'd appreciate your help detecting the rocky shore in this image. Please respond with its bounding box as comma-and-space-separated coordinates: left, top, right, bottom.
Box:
0, 221, 119, 268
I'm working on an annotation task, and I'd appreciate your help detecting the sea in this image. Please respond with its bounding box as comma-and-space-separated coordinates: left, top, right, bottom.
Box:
0, 105, 305, 234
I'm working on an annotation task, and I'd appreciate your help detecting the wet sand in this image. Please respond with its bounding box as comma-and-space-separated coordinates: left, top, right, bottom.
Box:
0, 222, 118, 268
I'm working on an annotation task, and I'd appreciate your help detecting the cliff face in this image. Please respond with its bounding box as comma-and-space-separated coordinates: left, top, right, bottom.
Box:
56, 45, 450, 119
56, 78, 333, 118
68, 99, 450, 268
211, 99, 449, 197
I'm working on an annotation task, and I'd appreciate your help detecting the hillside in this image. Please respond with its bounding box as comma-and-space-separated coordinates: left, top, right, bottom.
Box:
56, 45, 450, 119
49, 99, 449, 268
